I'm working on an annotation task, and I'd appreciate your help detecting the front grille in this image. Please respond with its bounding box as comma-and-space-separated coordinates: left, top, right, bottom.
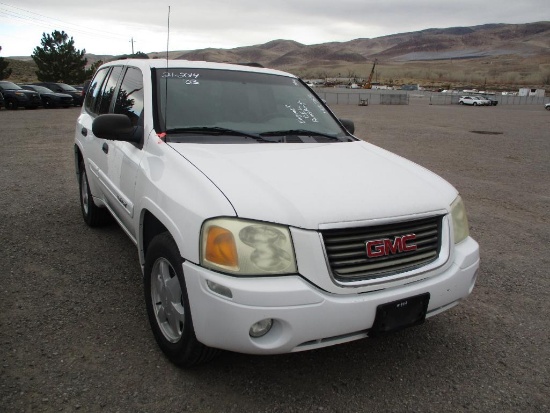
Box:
320, 215, 443, 281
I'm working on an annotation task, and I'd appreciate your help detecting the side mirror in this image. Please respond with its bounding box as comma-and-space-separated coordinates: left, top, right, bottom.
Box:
92, 114, 140, 143
339, 118, 355, 135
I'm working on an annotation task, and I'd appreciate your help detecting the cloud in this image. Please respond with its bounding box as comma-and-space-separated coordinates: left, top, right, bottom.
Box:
1, 0, 548, 56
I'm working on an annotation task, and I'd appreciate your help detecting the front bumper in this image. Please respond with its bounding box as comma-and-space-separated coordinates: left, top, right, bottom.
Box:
184, 237, 479, 354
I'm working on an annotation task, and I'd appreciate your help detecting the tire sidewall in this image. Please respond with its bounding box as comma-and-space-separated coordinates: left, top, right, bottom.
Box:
78, 162, 92, 224
6, 99, 17, 110
144, 233, 200, 364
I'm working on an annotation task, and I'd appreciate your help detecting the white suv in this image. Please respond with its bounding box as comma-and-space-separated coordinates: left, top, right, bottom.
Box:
74, 59, 479, 366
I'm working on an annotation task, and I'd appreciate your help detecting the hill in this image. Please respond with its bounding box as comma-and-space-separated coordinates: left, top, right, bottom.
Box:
5, 22, 550, 89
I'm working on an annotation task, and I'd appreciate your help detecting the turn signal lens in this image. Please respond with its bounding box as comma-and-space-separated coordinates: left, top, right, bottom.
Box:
204, 226, 239, 269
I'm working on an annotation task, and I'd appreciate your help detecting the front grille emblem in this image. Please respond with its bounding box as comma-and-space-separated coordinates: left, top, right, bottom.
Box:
365, 234, 417, 258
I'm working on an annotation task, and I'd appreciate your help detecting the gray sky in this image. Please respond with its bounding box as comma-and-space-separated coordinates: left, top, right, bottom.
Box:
0, 0, 548, 57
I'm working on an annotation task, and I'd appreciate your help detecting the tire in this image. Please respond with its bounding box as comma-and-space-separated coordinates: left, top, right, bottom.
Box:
545, 105, 550, 111
144, 232, 219, 367
44, 99, 54, 109
78, 160, 111, 226
6, 98, 18, 110
473, 102, 478, 106
459, 101, 464, 105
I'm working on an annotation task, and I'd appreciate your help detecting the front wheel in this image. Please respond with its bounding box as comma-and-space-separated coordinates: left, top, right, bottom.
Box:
6, 98, 18, 110
144, 232, 219, 367
459, 101, 464, 105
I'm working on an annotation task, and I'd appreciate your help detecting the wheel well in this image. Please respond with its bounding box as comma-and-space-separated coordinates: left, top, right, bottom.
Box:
74, 145, 84, 181
142, 211, 169, 258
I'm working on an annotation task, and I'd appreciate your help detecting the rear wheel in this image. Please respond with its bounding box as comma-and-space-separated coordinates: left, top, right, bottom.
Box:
78, 160, 111, 226
144, 232, 219, 367
473, 102, 478, 106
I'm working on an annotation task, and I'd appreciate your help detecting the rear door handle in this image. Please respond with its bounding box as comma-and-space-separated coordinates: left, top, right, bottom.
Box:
102, 142, 109, 154
81, 127, 88, 137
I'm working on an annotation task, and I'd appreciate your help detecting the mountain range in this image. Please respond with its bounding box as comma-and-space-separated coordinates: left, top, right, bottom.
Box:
8, 22, 550, 88
156, 21, 550, 69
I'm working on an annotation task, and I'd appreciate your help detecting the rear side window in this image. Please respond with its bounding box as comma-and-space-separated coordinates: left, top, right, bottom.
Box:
85, 68, 109, 114
114, 67, 144, 126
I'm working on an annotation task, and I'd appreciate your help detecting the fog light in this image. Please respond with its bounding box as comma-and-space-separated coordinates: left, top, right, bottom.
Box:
206, 280, 233, 298
249, 319, 273, 338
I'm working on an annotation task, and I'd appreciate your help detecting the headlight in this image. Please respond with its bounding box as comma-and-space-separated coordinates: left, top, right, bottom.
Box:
451, 196, 470, 244
201, 218, 297, 275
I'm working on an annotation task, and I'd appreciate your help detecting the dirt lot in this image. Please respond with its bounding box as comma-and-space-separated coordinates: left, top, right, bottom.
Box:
1, 104, 549, 412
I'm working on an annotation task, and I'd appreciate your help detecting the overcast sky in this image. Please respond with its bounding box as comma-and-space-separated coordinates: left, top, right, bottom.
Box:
0, 0, 548, 57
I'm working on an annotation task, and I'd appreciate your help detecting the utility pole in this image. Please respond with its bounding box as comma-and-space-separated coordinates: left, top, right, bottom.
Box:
129, 37, 135, 54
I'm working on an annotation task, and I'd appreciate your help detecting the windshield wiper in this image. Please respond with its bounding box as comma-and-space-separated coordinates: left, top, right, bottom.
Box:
165, 127, 273, 143
260, 129, 342, 140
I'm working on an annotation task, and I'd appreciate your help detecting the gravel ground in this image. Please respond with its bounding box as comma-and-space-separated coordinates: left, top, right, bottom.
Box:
1, 103, 549, 413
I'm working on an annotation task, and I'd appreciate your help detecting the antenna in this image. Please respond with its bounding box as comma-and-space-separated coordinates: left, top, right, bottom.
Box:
166, 6, 170, 63
163, 5, 171, 136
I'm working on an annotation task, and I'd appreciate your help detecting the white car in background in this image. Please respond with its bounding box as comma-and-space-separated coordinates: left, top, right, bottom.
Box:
545, 102, 550, 110
459, 96, 490, 106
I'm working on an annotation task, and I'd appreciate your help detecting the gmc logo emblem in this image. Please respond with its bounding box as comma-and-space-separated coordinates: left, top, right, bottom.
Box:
366, 234, 417, 258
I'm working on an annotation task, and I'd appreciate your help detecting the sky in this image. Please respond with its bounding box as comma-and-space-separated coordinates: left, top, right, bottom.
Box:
0, 0, 548, 57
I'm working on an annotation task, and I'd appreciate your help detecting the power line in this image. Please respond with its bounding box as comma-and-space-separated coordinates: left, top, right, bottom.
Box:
0, 2, 128, 41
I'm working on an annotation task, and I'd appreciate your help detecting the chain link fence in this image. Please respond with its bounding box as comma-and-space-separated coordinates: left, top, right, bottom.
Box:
313, 88, 549, 106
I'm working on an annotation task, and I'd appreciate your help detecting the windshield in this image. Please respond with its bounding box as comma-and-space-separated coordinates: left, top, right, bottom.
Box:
0, 81, 22, 90
28, 86, 52, 93
154, 68, 347, 140
58, 83, 77, 92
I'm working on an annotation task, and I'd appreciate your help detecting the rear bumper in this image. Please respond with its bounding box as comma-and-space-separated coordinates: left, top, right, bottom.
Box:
184, 237, 479, 355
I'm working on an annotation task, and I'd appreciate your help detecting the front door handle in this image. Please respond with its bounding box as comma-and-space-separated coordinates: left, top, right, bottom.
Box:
102, 142, 109, 154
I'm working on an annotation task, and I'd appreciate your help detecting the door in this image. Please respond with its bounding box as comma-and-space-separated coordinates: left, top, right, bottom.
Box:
102, 66, 145, 239
78, 66, 124, 205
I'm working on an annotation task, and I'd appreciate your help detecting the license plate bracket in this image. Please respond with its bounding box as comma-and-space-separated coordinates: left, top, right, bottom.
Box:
371, 293, 430, 336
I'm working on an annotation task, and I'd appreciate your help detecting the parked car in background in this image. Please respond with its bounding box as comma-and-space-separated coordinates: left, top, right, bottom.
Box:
32, 82, 83, 106
81, 79, 92, 99
21, 85, 73, 108
545, 102, 550, 111
0, 91, 4, 109
459, 96, 490, 106
479, 95, 498, 106
0, 81, 41, 110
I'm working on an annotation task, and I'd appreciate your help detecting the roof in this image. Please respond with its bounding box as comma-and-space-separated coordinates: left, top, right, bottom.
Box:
100, 59, 295, 78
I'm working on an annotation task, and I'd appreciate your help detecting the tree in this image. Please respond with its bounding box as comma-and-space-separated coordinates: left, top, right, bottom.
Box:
85, 60, 103, 79
32, 30, 88, 84
0, 46, 13, 80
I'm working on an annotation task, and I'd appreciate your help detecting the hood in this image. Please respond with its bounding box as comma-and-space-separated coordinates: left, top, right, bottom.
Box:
169, 141, 457, 229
